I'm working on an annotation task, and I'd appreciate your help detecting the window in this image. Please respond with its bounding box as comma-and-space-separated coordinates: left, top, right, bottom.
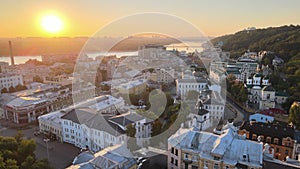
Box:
274, 138, 279, 144
175, 149, 178, 156
285, 150, 289, 155
266, 137, 271, 143
213, 163, 219, 169
171, 157, 174, 164
192, 165, 198, 169
175, 159, 178, 166
171, 147, 174, 154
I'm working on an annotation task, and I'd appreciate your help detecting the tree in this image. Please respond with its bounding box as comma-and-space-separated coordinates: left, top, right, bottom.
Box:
14, 131, 24, 144
5, 159, 18, 169
8, 86, 15, 93
0, 136, 53, 169
31, 159, 52, 169
15, 84, 27, 92
0, 156, 5, 169
0, 88, 8, 93
151, 120, 162, 136
33, 75, 43, 83
126, 124, 136, 137
185, 90, 200, 101
21, 156, 34, 169
289, 102, 300, 130
17, 139, 36, 163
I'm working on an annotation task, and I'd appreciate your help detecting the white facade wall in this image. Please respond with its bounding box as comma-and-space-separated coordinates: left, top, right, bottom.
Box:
62, 119, 125, 152
176, 80, 207, 97
187, 113, 211, 130
203, 104, 225, 121
0, 73, 23, 90
249, 114, 274, 123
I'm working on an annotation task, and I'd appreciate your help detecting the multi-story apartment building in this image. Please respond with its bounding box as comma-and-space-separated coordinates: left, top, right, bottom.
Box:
239, 121, 295, 161
199, 90, 225, 122
38, 95, 125, 142
61, 108, 151, 152
0, 73, 23, 90
176, 70, 208, 98
61, 108, 126, 152
116, 79, 147, 95
168, 123, 263, 169
155, 68, 175, 84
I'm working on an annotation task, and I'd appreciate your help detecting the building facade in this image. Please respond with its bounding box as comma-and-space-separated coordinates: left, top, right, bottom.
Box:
5, 96, 51, 124
239, 121, 295, 161
0, 73, 23, 90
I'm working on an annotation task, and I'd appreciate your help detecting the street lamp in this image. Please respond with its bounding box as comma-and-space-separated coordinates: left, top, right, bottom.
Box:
44, 138, 50, 160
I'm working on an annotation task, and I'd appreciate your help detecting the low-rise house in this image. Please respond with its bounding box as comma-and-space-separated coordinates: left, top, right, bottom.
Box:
249, 113, 274, 123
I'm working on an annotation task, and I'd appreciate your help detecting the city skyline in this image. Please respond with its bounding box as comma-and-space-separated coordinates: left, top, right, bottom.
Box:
0, 0, 300, 37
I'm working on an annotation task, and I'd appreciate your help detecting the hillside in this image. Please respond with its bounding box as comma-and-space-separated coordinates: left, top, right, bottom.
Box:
211, 25, 300, 109
211, 25, 300, 61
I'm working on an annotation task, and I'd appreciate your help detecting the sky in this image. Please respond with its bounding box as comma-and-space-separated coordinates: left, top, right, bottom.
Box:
0, 0, 300, 38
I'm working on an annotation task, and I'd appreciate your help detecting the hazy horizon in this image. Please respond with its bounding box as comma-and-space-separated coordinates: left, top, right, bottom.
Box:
1, 0, 300, 37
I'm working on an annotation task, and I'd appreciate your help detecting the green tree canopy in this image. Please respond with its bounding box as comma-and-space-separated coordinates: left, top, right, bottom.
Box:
289, 102, 300, 130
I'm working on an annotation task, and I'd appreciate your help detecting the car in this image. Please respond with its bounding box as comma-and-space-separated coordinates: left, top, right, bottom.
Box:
137, 157, 146, 164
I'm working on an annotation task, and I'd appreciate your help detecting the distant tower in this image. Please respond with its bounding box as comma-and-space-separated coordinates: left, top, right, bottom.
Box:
8, 41, 15, 66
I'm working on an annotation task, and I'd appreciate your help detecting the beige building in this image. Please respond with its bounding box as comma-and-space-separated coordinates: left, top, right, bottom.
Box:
168, 123, 263, 169
259, 85, 276, 110
117, 79, 147, 95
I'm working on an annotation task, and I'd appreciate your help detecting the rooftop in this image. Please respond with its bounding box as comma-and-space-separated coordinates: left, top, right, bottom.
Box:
168, 123, 263, 167
6, 96, 48, 108
239, 121, 294, 144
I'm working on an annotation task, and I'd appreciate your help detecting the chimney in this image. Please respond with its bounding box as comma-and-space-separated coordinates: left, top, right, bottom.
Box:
8, 41, 15, 66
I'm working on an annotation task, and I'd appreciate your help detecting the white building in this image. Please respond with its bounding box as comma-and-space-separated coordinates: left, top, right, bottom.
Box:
249, 113, 274, 123
168, 123, 263, 169
259, 85, 276, 110
186, 100, 211, 131
0, 73, 23, 91
116, 79, 147, 95
155, 68, 175, 84
199, 90, 225, 122
38, 110, 64, 142
108, 111, 152, 147
38, 95, 125, 142
176, 70, 208, 98
61, 108, 126, 152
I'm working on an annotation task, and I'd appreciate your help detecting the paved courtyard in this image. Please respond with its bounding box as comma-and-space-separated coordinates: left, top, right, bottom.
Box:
0, 124, 80, 169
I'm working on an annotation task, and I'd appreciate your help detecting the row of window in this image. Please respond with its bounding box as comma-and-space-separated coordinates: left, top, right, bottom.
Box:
178, 84, 206, 88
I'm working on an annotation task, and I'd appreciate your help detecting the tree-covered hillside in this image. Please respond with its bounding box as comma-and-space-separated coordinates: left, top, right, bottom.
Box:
211, 25, 300, 110
211, 25, 300, 61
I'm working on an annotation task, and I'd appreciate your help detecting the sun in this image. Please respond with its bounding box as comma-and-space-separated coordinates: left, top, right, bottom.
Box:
41, 15, 63, 33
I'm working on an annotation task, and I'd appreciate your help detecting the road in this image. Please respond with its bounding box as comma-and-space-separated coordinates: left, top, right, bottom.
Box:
226, 96, 251, 123
0, 124, 80, 169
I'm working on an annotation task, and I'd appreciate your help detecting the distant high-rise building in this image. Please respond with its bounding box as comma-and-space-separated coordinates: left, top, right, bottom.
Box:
8, 41, 15, 66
